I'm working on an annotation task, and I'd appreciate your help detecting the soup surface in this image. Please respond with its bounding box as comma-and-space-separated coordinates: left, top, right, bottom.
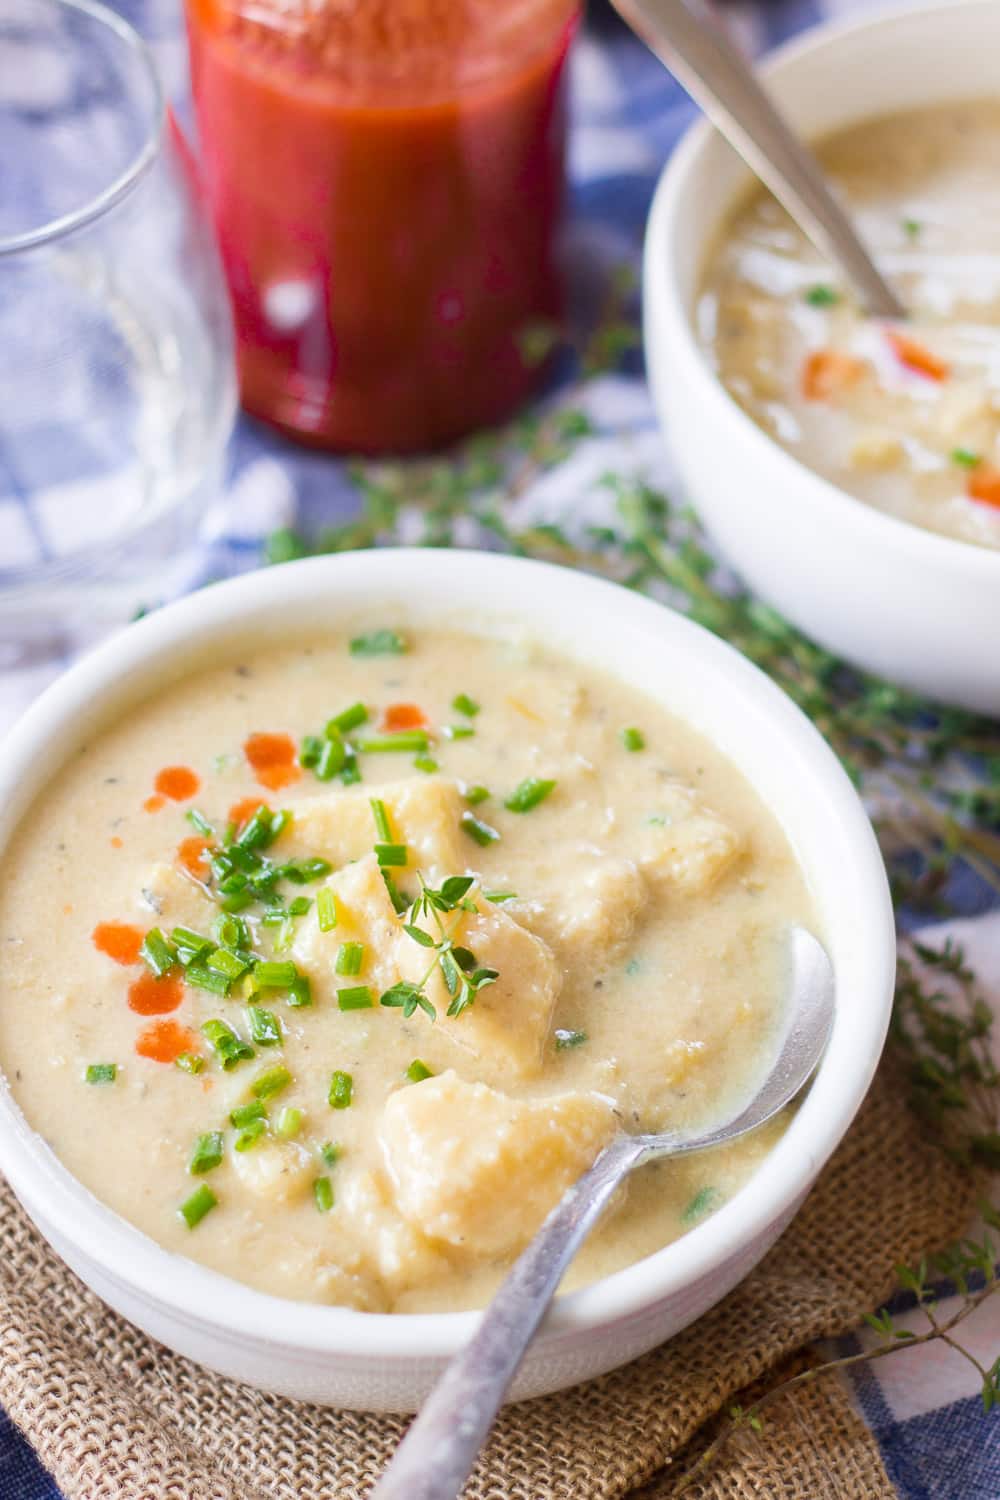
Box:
0, 629, 813, 1312
700, 100, 1000, 549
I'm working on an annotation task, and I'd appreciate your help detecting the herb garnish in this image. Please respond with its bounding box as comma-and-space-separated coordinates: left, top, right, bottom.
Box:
179, 1183, 217, 1229
621, 727, 645, 752
406, 1059, 434, 1082
554, 1028, 587, 1050
85, 1063, 117, 1085
804, 284, 840, 307
461, 811, 500, 847
452, 693, 480, 718
349, 629, 408, 656
313, 1176, 334, 1212
383, 874, 498, 1020
504, 778, 556, 813
189, 1132, 224, 1175
328, 1070, 353, 1109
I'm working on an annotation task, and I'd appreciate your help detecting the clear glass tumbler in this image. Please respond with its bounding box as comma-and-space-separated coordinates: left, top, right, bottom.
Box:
0, 0, 236, 656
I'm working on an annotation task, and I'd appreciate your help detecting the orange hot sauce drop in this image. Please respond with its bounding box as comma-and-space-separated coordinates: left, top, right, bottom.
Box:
243, 732, 300, 791
136, 1019, 201, 1064
92, 922, 144, 966
185, 0, 579, 452
127, 971, 185, 1017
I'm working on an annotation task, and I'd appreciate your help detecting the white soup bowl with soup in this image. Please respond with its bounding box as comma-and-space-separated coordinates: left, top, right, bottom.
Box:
645, 0, 1000, 714
0, 550, 893, 1410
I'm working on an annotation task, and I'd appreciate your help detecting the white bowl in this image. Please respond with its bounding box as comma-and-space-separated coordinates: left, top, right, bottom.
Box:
644, 0, 1000, 715
0, 550, 894, 1411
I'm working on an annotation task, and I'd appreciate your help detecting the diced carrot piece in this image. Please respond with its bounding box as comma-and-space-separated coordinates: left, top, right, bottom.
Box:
801, 350, 866, 401
135, 1019, 199, 1064
886, 330, 950, 382
154, 765, 201, 801
92, 922, 144, 966
228, 796, 270, 830
176, 835, 211, 880
381, 703, 428, 731
967, 465, 1000, 510
244, 732, 301, 792
127, 971, 183, 1016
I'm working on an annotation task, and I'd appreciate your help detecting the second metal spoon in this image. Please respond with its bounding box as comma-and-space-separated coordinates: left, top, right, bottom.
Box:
614, 0, 904, 318
371, 925, 835, 1500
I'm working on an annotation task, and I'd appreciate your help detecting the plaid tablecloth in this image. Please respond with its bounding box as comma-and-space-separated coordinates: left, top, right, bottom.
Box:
2, 1, 999, 1495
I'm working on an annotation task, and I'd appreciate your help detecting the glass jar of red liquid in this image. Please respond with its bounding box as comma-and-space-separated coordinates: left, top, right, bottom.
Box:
185, 0, 580, 453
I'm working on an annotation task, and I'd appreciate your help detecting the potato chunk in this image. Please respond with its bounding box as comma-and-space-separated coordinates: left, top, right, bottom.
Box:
136, 863, 214, 931
380, 1071, 617, 1256
336, 1167, 450, 1297
230, 1140, 314, 1204
291, 853, 401, 995
280, 776, 464, 875
638, 786, 743, 894
399, 894, 561, 1079
522, 855, 646, 967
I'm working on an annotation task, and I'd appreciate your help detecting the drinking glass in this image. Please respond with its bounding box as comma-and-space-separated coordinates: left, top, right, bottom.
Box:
0, 0, 236, 655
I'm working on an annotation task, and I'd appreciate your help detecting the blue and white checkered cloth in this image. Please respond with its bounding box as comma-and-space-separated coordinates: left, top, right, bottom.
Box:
2, 1, 999, 1494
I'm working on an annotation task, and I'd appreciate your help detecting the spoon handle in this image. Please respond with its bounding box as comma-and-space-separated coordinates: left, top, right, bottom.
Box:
613, 0, 905, 318
370, 1133, 644, 1500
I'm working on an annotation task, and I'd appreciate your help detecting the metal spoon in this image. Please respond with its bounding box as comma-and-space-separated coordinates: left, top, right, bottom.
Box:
371, 926, 835, 1500
613, 0, 905, 318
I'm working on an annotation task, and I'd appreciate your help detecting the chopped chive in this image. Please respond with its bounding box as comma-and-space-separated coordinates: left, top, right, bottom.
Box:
621, 727, 645, 752
186, 807, 215, 837
179, 1183, 217, 1229
804, 283, 840, 307
175, 1052, 205, 1075
253, 960, 298, 989
320, 1141, 340, 1167
356, 731, 429, 754
340, 747, 362, 786
328, 1070, 353, 1109
338, 985, 373, 1011
327, 702, 369, 735
247, 1005, 282, 1046
230, 1100, 267, 1128
382, 869, 411, 914
413, 755, 439, 774
212, 913, 249, 950
280, 856, 332, 883
952, 447, 981, 469
554, 1028, 588, 1050
370, 798, 393, 841
443, 725, 475, 741
201, 1019, 255, 1070
185, 962, 233, 998
171, 926, 213, 965
504, 778, 556, 813
461, 811, 501, 847
235, 805, 280, 851
276, 1106, 303, 1139
251, 1065, 292, 1100
335, 941, 365, 976
464, 784, 490, 806
625, 957, 642, 975
682, 1185, 720, 1223
406, 1059, 434, 1083
189, 1131, 224, 1175
288, 896, 311, 917
349, 629, 407, 656
375, 842, 408, 868
902, 216, 922, 239
219, 889, 254, 914
299, 734, 323, 769
313, 1176, 334, 1213
452, 693, 480, 718
140, 928, 178, 976
315, 733, 346, 781
206, 947, 250, 982
235, 1118, 267, 1151
287, 975, 313, 1008
316, 888, 337, 932
483, 889, 517, 903
85, 1062, 117, 1085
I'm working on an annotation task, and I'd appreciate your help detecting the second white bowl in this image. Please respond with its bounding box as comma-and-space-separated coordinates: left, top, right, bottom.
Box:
644, 0, 1000, 715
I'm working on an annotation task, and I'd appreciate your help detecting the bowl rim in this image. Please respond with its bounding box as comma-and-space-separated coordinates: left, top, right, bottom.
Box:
0, 549, 895, 1362
644, 0, 1000, 577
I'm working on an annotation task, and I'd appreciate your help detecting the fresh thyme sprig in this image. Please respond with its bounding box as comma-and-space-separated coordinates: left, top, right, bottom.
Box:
382, 874, 498, 1020
675, 1208, 1000, 1492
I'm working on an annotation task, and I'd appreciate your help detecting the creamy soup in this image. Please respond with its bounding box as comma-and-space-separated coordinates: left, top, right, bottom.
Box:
699, 100, 1000, 549
0, 629, 814, 1312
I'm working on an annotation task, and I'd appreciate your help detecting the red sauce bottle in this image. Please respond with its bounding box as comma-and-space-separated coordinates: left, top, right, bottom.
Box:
185, 0, 580, 453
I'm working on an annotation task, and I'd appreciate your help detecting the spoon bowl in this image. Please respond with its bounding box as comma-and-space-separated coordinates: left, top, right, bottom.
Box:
373, 926, 835, 1499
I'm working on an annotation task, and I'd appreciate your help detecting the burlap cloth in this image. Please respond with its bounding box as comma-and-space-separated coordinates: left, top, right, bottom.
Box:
0, 1061, 975, 1500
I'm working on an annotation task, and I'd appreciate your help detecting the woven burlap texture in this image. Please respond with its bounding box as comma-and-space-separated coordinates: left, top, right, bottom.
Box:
0, 1061, 974, 1500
